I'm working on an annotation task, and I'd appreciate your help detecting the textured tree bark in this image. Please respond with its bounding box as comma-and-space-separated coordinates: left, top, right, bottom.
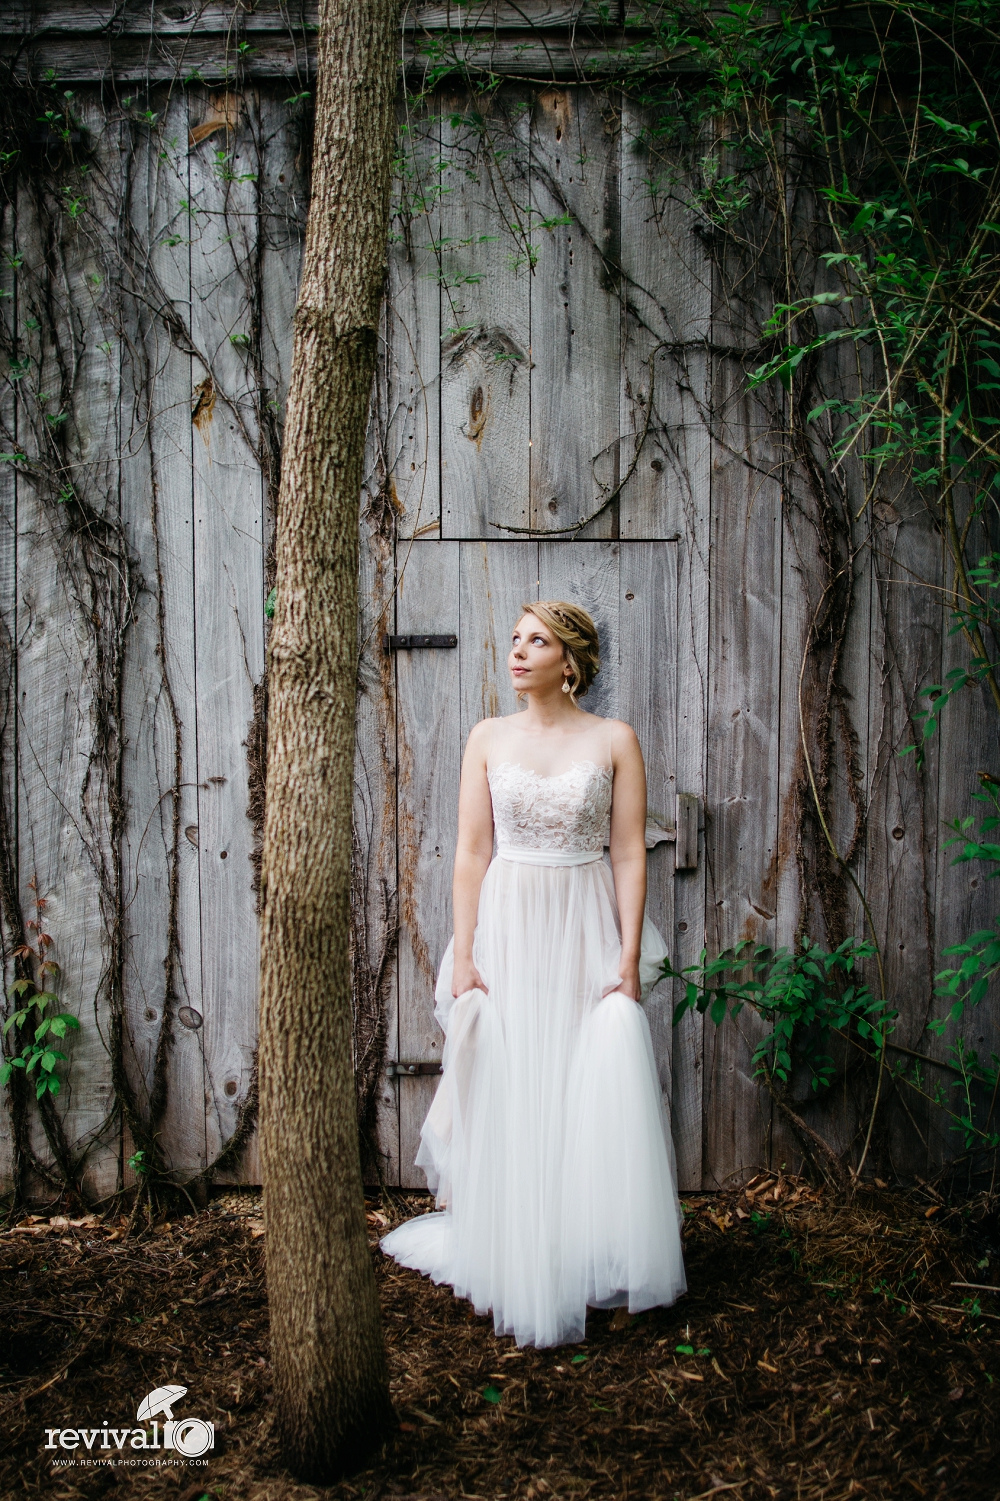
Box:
257, 0, 398, 1480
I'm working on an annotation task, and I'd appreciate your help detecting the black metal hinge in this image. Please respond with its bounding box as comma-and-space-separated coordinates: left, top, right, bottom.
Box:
386, 1060, 443, 1076
383, 633, 458, 652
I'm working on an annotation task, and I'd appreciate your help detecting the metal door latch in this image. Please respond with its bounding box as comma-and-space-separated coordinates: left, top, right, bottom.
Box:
386, 1059, 443, 1076
383, 634, 458, 652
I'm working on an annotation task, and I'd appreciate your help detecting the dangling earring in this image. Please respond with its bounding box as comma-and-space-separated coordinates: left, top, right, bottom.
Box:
562, 679, 572, 694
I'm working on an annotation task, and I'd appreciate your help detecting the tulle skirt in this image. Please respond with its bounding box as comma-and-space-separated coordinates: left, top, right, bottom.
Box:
378, 853, 687, 1348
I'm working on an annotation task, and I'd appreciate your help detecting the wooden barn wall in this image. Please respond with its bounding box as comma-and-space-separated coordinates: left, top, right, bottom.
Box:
0, 78, 994, 1198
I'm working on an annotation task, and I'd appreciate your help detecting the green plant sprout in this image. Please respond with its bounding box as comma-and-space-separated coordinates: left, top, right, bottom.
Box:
1, 881, 80, 1100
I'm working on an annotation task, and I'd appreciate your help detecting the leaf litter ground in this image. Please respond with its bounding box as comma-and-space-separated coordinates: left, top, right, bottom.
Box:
0, 1173, 997, 1500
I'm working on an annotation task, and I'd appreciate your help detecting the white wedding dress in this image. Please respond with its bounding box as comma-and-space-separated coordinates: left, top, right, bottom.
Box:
379, 714, 687, 1348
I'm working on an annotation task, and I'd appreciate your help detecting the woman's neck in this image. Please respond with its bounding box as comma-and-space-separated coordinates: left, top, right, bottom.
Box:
517, 693, 589, 732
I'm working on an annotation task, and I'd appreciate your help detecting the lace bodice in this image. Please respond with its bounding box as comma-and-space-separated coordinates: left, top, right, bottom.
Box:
488, 760, 612, 853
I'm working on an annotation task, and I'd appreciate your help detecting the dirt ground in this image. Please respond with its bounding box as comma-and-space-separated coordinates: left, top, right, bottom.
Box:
0, 1173, 997, 1501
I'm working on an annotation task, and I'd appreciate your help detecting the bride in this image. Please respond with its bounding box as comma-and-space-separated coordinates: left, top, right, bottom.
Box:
379, 600, 687, 1348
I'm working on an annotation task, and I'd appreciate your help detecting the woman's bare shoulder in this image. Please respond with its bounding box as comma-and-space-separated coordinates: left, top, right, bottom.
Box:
464, 717, 501, 753
604, 717, 641, 751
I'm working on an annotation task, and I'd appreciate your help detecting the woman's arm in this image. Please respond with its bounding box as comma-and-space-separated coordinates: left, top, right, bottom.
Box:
451, 719, 495, 997
608, 722, 648, 1001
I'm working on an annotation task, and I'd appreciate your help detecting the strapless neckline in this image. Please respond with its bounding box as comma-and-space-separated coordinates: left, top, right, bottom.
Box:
488, 759, 612, 783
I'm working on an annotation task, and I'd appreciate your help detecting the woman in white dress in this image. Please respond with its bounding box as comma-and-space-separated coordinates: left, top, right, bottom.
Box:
379, 601, 687, 1348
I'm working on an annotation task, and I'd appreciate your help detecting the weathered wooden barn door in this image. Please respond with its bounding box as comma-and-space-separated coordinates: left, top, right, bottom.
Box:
360, 83, 712, 1190
389, 539, 682, 1187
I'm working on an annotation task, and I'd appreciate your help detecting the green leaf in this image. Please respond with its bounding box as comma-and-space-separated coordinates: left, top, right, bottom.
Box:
48, 1014, 79, 1037
481, 1384, 502, 1404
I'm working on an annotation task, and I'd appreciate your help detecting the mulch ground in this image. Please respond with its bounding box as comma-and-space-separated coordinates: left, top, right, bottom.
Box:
0, 1173, 997, 1500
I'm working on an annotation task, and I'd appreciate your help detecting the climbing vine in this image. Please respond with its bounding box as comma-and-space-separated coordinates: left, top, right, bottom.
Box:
402, 0, 1000, 1185
0, 58, 314, 1210
3, 0, 1000, 1204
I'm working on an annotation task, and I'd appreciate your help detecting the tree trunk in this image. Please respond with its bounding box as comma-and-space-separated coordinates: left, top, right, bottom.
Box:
257, 0, 398, 1480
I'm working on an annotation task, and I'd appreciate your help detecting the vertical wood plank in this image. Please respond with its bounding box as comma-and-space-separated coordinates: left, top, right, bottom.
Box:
120, 88, 208, 1182
0, 198, 17, 1192
14, 95, 131, 1196
439, 90, 531, 539
618, 101, 712, 543
933, 562, 1000, 1171
257, 96, 308, 394
670, 498, 710, 1191
386, 95, 441, 540
395, 540, 461, 1186
771, 325, 875, 1171
867, 494, 943, 1178
617, 107, 713, 1185
530, 88, 620, 540
703, 342, 784, 1189
187, 89, 264, 1173
458, 541, 539, 735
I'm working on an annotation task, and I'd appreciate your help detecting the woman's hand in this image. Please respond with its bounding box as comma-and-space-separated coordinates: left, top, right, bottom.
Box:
452, 957, 489, 998
615, 957, 642, 1002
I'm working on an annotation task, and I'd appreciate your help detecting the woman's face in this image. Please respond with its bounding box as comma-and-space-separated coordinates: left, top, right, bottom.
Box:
508, 614, 570, 696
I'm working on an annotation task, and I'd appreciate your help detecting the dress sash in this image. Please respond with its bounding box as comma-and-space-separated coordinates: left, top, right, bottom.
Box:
496, 844, 604, 867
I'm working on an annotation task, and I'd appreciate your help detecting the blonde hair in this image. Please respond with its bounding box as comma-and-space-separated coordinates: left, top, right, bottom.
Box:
518, 600, 601, 699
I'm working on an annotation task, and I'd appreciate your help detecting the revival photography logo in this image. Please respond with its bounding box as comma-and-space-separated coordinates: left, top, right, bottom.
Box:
44, 1383, 215, 1467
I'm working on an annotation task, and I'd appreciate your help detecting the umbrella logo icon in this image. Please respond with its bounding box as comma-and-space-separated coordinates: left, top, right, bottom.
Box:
136, 1385, 214, 1457
137, 1386, 188, 1423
